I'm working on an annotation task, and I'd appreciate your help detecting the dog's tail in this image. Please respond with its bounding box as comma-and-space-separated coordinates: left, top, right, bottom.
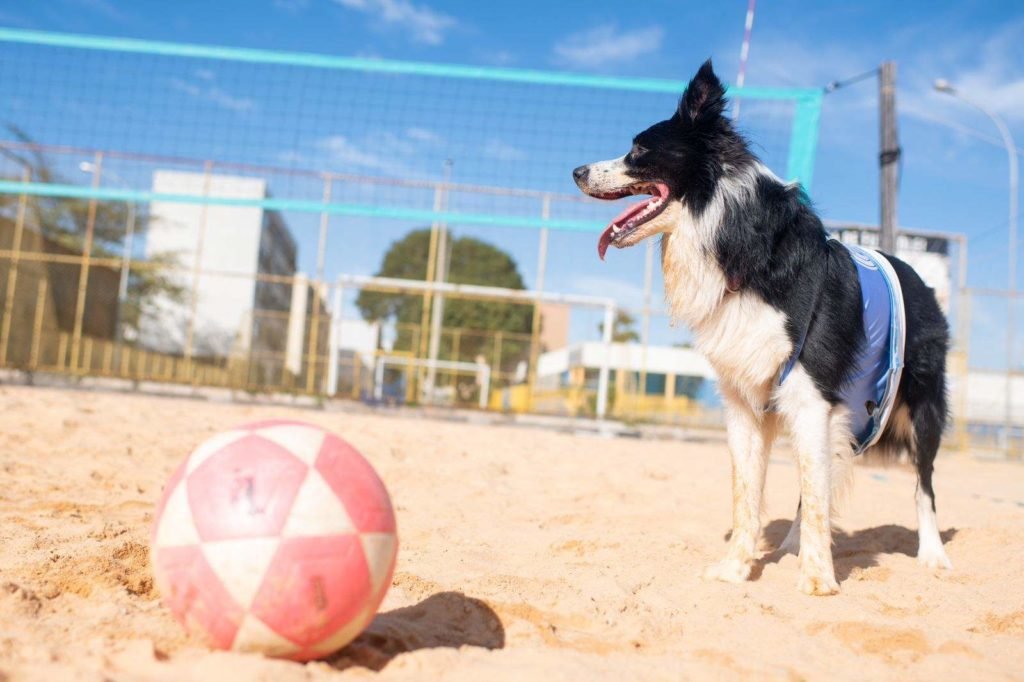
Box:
860, 402, 916, 465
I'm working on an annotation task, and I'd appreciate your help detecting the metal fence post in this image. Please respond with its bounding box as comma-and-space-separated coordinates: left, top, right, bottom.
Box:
597, 303, 614, 419
70, 152, 103, 373
306, 174, 332, 394
639, 237, 655, 406
0, 167, 30, 365
326, 279, 343, 396
183, 159, 213, 374
526, 195, 550, 412
116, 200, 136, 344
425, 162, 453, 399
416, 181, 444, 396
29, 278, 47, 370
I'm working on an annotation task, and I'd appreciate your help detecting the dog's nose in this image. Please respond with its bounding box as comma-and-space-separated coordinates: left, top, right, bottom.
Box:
572, 165, 589, 184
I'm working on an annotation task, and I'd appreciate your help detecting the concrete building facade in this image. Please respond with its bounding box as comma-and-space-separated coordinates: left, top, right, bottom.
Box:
140, 171, 297, 372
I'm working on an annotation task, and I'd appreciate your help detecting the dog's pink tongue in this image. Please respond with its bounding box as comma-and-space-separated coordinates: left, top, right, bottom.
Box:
597, 225, 615, 261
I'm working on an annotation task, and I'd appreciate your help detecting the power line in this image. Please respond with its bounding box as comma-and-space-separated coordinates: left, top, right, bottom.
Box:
906, 106, 1024, 156
823, 68, 879, 94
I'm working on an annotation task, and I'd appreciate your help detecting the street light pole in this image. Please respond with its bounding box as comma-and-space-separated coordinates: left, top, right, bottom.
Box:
934, 79, 1020, 450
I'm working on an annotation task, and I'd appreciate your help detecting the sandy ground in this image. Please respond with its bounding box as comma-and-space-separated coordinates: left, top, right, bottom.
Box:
0, 385, 1023, 681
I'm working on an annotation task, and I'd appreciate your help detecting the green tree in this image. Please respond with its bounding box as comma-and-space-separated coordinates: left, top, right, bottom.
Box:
599, 310, 640, 343
356, 228, 533, 346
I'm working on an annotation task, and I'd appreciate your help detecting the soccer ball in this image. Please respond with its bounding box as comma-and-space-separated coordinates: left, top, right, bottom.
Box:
150, 420, 397, 660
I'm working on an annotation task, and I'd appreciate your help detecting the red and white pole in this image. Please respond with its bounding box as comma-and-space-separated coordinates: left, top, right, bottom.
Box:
733, 0, 757, 121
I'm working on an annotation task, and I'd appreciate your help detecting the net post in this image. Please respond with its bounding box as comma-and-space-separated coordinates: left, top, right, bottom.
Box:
785, 92, 824, 192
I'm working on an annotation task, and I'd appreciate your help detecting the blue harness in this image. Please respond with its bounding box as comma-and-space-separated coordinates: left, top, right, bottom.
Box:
779, 241, 906, 454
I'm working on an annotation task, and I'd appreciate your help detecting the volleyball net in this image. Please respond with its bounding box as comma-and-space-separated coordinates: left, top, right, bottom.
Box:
0, 27, 822, 420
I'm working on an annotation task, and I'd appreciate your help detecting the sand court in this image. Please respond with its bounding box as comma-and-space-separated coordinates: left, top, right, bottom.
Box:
0, 385, 1022, 680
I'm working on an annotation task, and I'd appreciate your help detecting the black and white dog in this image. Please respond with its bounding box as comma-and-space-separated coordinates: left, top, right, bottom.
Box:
573, 60, 951, 595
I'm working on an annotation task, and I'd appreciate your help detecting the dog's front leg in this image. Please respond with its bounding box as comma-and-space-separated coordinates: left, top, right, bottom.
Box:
703, 386, 776, 583
776, 366, 839, 596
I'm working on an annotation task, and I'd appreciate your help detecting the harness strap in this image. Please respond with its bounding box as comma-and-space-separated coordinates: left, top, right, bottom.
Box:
778, 240, 832, 385
778, 276, 827, 385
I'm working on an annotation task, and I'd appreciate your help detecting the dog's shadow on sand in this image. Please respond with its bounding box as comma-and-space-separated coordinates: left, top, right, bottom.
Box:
743, 519, 958, 582
327, 591, 504, 672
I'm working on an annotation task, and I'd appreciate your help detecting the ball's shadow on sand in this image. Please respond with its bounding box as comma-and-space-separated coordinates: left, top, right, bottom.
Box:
328, 592, 504, 672
744, 519, 959, 582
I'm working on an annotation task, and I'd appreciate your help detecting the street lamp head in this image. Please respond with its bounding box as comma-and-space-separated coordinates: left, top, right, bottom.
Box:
933, 79, 956, 95
78, 160, 95, 173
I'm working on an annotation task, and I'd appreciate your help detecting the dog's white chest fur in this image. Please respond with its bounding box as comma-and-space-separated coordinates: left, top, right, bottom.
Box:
661, 199, 792, 406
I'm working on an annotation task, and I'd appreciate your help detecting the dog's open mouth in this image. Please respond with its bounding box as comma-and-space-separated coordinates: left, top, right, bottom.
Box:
592, 182, 671, 260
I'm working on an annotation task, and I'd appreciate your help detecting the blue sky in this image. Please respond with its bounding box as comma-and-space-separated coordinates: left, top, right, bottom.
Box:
1, 0, 1023, 361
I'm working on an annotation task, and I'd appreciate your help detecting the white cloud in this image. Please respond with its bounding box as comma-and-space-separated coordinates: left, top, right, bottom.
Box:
552, 24, 663, 69
332, 0, 457, 46
483, 139, 527, 162
288, 127, 444, 177
316, 133, 418, 177
914, 21, 1024, 125
319, 134, 397, 171
405, 127, 444, 144
168, 77, 255, 114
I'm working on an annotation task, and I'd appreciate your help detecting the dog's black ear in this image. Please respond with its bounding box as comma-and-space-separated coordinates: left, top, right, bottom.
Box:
677, 59, 727, 125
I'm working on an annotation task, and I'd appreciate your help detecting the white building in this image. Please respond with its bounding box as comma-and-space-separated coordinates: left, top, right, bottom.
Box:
140, 171, 297, 364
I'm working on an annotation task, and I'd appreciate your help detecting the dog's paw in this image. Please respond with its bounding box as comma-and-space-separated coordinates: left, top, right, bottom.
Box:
797, 571, 840, 596
917, 546, 953, 570
701, 558, 752, 584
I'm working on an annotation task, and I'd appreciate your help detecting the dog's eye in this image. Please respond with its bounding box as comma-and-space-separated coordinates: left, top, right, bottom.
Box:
629, 145, 648, 162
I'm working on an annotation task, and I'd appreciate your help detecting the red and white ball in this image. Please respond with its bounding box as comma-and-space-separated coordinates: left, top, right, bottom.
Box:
150, 420, 397, 660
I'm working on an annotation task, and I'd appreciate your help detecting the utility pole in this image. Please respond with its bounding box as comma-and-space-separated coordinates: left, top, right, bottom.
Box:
879, 61, 900, 254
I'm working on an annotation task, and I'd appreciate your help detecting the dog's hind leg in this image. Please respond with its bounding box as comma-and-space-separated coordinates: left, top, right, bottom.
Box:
702, 385, 778, 583
912, 400, 953, 569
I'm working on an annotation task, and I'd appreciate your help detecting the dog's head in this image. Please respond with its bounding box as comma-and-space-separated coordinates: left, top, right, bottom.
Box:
573, 60, 742, 259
